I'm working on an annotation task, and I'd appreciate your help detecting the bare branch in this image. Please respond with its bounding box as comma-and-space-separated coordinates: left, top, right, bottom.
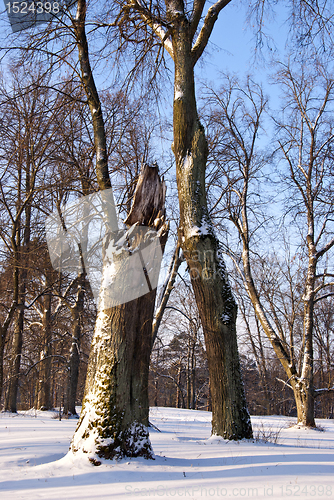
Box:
152, 241, 184, 345
317, 236, 334, 260
189, 0, 206, 38
149, 23, 174, 58
314, 386, 334, 398
314, 291, 334, 303
73, 0, 112, 192
124, 0, 174, 58
192, 0, 232, 65
276, 377, 294, 391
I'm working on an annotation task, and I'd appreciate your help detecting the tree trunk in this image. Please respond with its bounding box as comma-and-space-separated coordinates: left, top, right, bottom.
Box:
172, 23, 252, 439
186, 344, 191, 409
64, 274, 86, 417
5, 307, 24, 412
190, 361, 195, 410
293, 380, 315, 427
293, 251, 316, 427
70, 164, 168, 460
176, 360, 182, 408
0, 298, 18, 403
0, 336, 5, 405
67, 311, 81, 417
154, 377, 158, 407
37, 270, 52, 410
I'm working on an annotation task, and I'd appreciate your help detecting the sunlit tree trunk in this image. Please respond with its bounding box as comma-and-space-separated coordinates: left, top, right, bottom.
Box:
36, 270, 52, 410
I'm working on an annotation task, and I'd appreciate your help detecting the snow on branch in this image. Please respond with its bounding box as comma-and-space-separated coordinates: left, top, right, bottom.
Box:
314, 386, 334, 398
276, 377, 294, 391
150, 23, 174, 59
316, 236, 334, 260
128, 0, 174, 58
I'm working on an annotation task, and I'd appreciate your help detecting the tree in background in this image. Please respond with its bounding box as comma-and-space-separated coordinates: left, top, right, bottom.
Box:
150, 278, 209, 411
0, 66, 64, 410
204, 64, 334, 427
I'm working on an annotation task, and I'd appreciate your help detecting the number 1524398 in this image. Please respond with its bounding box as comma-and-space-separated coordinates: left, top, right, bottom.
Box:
5, 2, 60, 14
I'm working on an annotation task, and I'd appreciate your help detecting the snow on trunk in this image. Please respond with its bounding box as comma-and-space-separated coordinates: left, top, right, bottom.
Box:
69, 165, 168, 461
171, 26, 252, 440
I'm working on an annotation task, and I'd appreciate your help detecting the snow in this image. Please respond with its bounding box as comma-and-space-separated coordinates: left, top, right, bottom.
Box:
221, 313, 231, 323
1, 408, 334, 499
174, 85, 183, 100
69, 399, 103, 455
182, 153, 193, 171
187, 223, 211, 238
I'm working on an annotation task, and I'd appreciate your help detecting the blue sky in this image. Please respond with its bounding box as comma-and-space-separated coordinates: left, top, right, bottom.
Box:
0, 1, 292, 198
0, 1, 289, 76
196, 2, 290, 108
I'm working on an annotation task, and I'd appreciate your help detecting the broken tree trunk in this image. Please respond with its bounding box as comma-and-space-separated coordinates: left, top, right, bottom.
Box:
70, 164, 168, 460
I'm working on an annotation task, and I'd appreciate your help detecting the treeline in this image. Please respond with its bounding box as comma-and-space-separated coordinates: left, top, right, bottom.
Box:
0, 63, 159, 414
149, 285, 334, 420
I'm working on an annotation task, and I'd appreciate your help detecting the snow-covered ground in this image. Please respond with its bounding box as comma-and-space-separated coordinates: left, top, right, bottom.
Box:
1, 407, 333, 499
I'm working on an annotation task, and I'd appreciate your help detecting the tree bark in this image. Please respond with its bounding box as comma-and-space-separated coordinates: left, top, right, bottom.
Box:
70, 164, 168, 460
5, 307, 24, 412
36, 269, 52, 410
293, 380, 315, 427
64, 273, 86, 417
0, 302, 17, 403
171, 15, 252, 439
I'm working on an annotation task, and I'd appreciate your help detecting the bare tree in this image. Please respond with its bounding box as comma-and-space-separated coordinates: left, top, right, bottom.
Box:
248, 0, 334, 56
205, 67, 334, 427
0, 65, 63, 410
61, 0, 169, 460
